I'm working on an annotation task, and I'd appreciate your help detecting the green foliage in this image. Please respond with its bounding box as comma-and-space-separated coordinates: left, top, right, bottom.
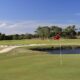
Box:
62, 25, 76, 38
35, 25, 77, 39
35, 26, 50, 39
0, 25, 79, 40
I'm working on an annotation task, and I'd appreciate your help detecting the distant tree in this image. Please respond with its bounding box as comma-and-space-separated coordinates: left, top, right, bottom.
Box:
1, 34, 6, 40
77, 31, 80, 36
35, 26, 50, 39
0, 25, 78, 40
62, 25, 76, 38
0, 33, 6, 40
12, 34, 19, 40
49, 26, 62, 38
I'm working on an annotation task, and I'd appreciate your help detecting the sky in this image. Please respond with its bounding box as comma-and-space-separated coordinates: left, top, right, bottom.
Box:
0, 0, 80, 34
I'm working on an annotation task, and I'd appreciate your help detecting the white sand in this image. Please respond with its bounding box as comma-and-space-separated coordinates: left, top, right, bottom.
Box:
0, 44, 47, 53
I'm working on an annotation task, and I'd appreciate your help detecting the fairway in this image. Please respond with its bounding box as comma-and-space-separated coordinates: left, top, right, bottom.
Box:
0, 47, 80, 80
0, 39, 80, 45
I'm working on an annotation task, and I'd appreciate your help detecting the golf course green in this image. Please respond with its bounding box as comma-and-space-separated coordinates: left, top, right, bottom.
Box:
0, 39, 79, 45
0, 46, 80, 80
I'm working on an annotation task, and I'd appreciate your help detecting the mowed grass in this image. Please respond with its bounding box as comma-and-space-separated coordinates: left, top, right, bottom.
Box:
0, 39, 80, 45
0, 47, 80, 80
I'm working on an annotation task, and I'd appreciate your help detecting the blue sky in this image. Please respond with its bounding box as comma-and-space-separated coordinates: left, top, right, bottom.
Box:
0, 0, 80, 34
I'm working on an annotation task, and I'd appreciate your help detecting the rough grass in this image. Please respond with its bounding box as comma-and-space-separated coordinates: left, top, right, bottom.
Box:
0, 39, 80, 45
0, 47, 80, 80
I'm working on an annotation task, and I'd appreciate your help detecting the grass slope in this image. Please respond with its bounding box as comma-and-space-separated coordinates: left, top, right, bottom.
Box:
0, 47, 80, 80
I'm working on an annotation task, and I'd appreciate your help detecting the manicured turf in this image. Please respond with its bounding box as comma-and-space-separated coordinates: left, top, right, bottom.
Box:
0, 47, 80, 80
0, 39, 80, 45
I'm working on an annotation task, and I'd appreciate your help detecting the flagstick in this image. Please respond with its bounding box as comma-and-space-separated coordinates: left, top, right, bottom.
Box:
60, 41, 63, 65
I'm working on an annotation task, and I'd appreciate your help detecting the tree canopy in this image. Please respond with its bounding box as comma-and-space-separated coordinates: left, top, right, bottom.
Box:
0, 25, 79, 40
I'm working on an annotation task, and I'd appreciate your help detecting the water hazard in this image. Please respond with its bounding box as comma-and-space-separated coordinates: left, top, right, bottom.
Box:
47, 48, 80, 54
30, 46, 80, 54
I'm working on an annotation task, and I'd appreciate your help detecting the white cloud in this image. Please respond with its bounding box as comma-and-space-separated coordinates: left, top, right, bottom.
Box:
0, 23, 7, 27
0, 21, 42, 34
0, 20, 79, 34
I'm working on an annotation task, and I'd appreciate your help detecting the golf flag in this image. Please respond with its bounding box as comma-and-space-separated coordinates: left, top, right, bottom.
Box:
53, 32, 61, 40
52, 32, 62, 65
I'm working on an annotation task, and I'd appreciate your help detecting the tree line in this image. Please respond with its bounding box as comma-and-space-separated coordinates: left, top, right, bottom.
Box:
35, 25, 80, 39
0, 33, 38, 40
0, 25, 80, 40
